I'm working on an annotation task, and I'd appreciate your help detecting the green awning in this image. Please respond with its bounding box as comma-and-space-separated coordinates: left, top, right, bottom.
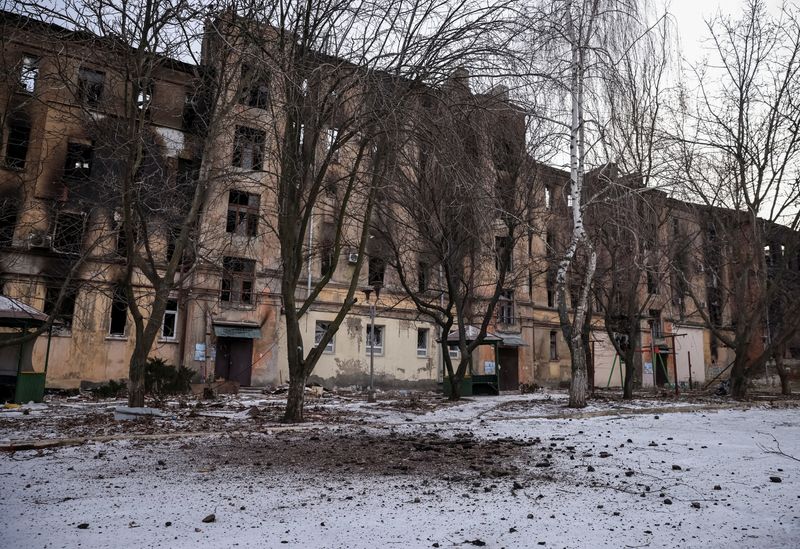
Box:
213, 324, 262, 339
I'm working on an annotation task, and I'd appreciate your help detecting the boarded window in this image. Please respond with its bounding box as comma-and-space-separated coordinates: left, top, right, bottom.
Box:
226, 190, 259, 237
109, 286, 128, 336
221, 256, 256, 303
232, 126, 266, 170
549, 331, 558, 361
78, 68, 105, 106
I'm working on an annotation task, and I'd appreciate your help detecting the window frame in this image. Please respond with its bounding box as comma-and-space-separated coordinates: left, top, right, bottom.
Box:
315, 320, 335, 354
416, 327, 429, 358
221, 256, 256, 304
44, 284, 78, 336
498, 289, 515, 324
226, 190, 260, 237
365, 324, 384, 356
161, 298, 179, 341
19, 55, 39, 93
232, 126, 266, 171
77, 67, 105, 106
549, 330, 559, 361
108, 286, 128, 337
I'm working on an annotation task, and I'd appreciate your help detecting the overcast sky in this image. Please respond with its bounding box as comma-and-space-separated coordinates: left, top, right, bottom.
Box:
668, 0, 785, 65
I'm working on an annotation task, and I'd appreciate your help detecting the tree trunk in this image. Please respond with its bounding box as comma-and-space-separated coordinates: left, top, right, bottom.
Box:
622, 349, 635, 400
284, 370, 307, 422
568, 340, 588, 407
447, 373, 462, 401
127, 343, 148, 407
774, 354, 791, 396
729, 356, 749, 399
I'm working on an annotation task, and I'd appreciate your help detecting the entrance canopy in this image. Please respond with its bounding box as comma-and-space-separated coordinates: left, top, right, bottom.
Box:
213, 321, 261, 339
0, 295, 48, 328
445, 325, 502, 343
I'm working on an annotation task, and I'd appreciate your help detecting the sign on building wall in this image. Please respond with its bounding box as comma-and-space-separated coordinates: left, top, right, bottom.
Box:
194, 343, 206, 361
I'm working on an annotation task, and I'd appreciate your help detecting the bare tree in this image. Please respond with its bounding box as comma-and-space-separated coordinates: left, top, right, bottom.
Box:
210, 0, 516, 420
522, 0, 641, 407
673, 0, 800, 399
372, 80, 540, 400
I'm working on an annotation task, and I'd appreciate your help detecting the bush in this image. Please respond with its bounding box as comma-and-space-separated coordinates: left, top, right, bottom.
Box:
145, 357, 193, 396
90, 379, 127, 399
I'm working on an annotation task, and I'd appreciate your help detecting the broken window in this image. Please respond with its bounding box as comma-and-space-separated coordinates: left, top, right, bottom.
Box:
368, 256, 385, 287
63, 142, 93, 181
44, 284, 78, 334
226, 190, 260, 237
647, 269, 659, 294
232, 126, 266, 170
418, 262, 429, 293
495, 235, 513, 272
545, 231, 555, 257
319, 237, 335, 277
161, 298, 178, 340
182, 91, 202, 132
221, 256, 256, 304
417, 328, 429, 358
0, 198, 18, 246
52, 211, 85, 255
546, 270, 556, 308
136, 79, 154, 115
241, 66, 270, 109
498, 289, 515, 324
325, 127, 339, 160
366, 324, 384, 355
4, 112, 31, 170
19, 55, 39, 93
650, 309, 662, 338
549, 331, 558, 361
109, 286, 128, 336
77, 67, 105, 106
315, 320, 335, 353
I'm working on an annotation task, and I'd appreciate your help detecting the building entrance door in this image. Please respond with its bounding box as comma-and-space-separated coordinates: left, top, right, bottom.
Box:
215, 337, 253, 386
498, 347, 519, 391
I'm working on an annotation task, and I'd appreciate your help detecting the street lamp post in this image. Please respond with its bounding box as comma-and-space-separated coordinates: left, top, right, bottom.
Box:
363, 284, 381, 403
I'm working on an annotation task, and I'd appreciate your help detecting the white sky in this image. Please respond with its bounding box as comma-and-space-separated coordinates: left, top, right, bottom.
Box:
668, 0, 785, 65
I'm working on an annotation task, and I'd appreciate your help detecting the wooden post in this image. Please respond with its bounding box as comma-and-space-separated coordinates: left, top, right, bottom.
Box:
687, 352, 693, 390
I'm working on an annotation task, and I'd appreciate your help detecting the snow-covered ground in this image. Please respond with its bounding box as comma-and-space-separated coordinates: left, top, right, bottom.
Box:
1, 395, 798, 548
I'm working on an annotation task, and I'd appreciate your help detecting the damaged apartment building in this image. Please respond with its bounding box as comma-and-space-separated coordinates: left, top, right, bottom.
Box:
1, 10, 798, 394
